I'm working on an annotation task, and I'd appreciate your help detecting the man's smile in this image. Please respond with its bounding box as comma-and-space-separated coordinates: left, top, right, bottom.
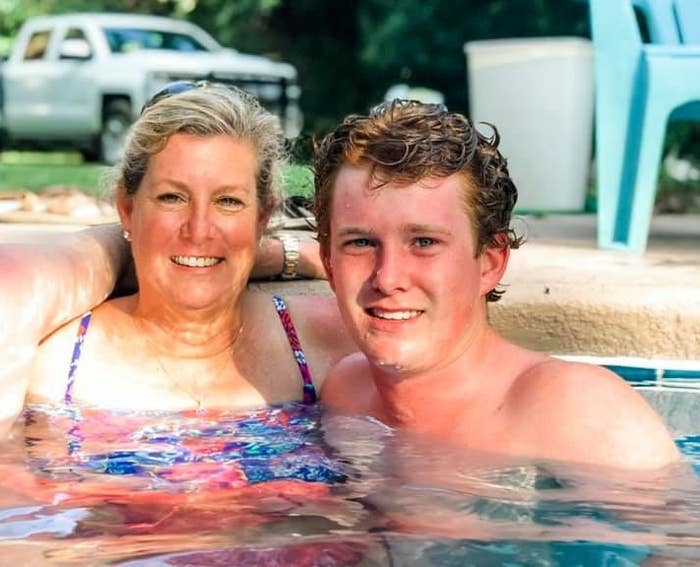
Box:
366, 308, 423, 321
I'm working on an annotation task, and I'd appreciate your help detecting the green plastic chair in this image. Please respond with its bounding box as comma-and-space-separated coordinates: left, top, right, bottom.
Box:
590, 0, 700, 252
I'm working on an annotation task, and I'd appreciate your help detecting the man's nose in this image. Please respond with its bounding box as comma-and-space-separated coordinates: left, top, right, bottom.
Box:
371, 244, 410, 294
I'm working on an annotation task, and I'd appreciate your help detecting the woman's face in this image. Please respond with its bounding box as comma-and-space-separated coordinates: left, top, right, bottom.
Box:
118, 133, 268, 313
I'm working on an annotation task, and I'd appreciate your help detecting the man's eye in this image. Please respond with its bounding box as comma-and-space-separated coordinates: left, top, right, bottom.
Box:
347, 238, 373, 248
414, 237, 437, 248
157, 193, 184, 204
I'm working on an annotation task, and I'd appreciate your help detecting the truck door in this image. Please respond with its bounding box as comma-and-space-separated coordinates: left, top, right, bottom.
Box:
3, 25, 97, 139
46, 26, 99, 137
3, 27, 57, 137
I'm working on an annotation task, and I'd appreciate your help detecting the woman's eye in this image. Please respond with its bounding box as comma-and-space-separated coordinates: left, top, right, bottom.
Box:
217, 196, 244, 209
157, 193, 184, 204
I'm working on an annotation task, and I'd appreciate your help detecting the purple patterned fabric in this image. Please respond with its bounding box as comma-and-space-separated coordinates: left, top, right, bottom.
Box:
65, 311, 92, 404
272, 295, 317, 404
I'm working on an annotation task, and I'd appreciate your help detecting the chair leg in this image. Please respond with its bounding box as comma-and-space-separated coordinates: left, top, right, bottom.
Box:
595, 98, 635, 251
619, 99, 669, 252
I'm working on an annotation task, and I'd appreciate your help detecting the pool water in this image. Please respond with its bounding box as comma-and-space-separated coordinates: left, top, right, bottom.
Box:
0, 384, 698, 566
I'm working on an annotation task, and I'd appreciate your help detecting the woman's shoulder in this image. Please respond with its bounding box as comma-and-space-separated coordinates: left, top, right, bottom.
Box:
273, 293, 356, 388
282, 294, 354, 354
29, 312, 86, 402
28, 298, 130, 403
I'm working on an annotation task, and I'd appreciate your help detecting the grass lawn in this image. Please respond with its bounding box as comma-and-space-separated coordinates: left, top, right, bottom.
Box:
0, 152, 108, 196
0, 152, 315, 199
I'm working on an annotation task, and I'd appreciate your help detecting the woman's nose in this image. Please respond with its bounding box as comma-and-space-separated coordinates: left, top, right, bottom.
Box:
181, 205, 216, 242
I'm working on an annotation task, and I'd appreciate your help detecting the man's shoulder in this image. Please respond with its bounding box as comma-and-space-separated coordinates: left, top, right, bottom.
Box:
508, 357, 649, 419
505, 357, 680, 469
511, 357, 624, 400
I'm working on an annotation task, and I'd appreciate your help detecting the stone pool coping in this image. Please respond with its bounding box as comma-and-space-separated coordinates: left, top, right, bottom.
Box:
2, 213, 699, 360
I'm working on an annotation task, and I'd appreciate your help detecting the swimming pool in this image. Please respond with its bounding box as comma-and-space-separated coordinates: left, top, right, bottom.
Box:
0, 366, 698, 566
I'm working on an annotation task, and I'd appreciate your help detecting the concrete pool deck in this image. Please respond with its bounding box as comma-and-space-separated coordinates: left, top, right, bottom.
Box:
1, 213, 698, 360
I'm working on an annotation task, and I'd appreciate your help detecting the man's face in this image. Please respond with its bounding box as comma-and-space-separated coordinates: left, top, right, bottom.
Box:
324, 165, 503, 377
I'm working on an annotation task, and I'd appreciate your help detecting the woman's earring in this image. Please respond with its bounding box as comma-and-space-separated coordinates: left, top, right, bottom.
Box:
123, 229, 131, 241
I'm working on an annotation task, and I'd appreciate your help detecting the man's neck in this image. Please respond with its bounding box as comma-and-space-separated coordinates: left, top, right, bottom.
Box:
368, 324, 508, 432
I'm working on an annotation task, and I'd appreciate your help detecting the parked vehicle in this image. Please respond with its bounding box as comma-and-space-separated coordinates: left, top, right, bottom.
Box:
0, 13, 301, 164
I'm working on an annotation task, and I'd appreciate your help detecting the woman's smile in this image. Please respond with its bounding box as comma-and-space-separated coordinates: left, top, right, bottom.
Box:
170, 255, 224, 268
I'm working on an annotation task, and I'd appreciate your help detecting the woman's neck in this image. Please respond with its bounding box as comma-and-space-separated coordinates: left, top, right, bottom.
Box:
127, 290, 250, 360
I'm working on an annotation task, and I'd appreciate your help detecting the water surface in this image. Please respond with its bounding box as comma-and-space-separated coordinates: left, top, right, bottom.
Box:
0, 400, 697, 565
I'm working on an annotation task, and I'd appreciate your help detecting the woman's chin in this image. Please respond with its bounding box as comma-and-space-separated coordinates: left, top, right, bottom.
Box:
165, 289, 232, 312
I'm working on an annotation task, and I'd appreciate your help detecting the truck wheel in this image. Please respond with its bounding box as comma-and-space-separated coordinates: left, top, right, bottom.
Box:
100, 100, 132, 165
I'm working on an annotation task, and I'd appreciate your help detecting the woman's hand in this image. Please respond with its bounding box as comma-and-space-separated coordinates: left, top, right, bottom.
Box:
252, 233, 326, 281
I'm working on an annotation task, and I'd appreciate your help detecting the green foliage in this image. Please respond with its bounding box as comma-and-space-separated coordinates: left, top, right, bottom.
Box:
665, 122, 700, 164
283, 163, 314, 198
190, 0, 370, 133
356, 0, 589, 116
0, 0, 181, 36
185, 0, 590, 130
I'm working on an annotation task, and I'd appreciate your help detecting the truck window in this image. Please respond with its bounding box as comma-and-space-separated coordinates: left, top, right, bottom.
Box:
23, 30, 51, 60
66, 28, 87, 40
59, 27, 93, 59
102, 27, 210, 53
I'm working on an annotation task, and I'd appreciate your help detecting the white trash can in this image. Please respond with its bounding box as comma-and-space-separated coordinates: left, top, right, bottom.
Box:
464, 37, 594, 212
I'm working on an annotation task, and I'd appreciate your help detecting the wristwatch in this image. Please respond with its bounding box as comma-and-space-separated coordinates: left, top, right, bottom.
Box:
272, 234, 300, 280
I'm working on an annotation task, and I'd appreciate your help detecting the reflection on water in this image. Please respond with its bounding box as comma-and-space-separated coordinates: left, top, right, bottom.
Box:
0, 403, 698, 565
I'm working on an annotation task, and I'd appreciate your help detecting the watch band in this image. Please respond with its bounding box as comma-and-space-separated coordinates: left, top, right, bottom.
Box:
272, 234, 300, 280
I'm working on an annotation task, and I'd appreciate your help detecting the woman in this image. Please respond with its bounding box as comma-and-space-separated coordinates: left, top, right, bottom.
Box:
11, 82, 354, 417
0, 84, 370, 562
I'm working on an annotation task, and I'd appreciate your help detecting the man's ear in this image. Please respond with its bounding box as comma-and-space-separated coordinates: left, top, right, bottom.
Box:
321, 251, 336, 292
116, 184, 134, 231
478, 239, 510, 298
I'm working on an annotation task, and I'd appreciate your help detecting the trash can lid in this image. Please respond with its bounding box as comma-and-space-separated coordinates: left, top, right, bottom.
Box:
463, 37, 592, 69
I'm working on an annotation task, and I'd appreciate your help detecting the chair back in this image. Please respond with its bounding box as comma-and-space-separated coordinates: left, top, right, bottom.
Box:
589, 0, 642, 184
590, 0, 700, 251
632, 0, 700, 44
674, 0, 700, 43
633, 0, 682, 44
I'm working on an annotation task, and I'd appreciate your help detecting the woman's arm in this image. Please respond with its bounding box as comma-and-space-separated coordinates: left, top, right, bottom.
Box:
0, 224, 128, 429
2, 227, 322, 339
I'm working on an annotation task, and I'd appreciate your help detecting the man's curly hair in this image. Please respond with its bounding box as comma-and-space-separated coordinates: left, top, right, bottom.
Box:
313, 99, 522, 302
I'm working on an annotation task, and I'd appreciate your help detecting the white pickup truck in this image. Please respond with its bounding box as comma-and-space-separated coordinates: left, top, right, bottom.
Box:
0, 13, 301, 164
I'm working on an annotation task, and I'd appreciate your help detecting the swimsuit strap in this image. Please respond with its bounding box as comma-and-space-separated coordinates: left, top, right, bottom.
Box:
65, 311, 92, 404
272, 295, 317, 404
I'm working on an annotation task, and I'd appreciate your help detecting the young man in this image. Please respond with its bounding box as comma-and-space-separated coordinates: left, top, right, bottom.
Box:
313, 100, 680, 470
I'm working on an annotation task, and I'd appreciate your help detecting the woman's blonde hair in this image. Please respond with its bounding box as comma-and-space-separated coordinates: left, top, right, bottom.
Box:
114, 83, 285, 216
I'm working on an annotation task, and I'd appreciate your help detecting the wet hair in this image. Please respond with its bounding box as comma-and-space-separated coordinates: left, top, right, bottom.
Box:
114, 83, 285, 217
313, 99, 523, 302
